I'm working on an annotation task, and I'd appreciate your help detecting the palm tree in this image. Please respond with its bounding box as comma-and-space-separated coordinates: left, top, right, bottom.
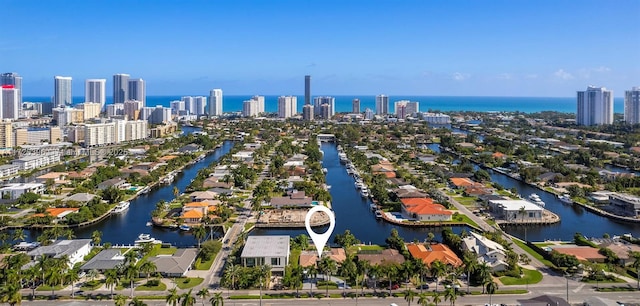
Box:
105, 269, 120, 299
318, 256, 337, 297
209, 292, 224, 306
430, 260, 446, 292
306, 265, 318, 297
477, 262, 492, 293
193, 226, 207, 250
63, 228, 75, 240
114, 294, 127, 306
180, 289, 197, 306
45, 266, 62, 297
462, 252, 477, 294
12, 228, 25, 242
87, 269, 99, 282
257, 265, 271, 302
413, 259, 428, 294
486, 279, 498, 305
518, 206, 526, 223
66, 269, 80, 298
400, 260, 415, 290
125, 263, 139, 298
631, 251, 640, 290
431, 291, 442, 306
166, 288, 180, 306
173, 186, 180, 197
403, 289, 416, 306
444, 286, 457, 306
124, 249, 138, 266
139, 260, 157, 284
128, 297, 147, 306
91, 230, 102, 246
417, 292, 430, 306
225, 263, 240, 290
197, 288, 209, 306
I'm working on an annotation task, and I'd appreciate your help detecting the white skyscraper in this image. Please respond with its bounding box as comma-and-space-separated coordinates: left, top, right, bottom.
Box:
194, 96, 207, 116
313, 96, 335, 118
394, 100, 419, 118
1, 85, 19, 119
113, 74, 130, 104
1, 73, 22, 105
207, 89, 223, 116
252, 95, 265, 114
128, 78, 145, 104
624, 87, 640, 124
277, 96, 297, 118
375, 94, 389, 115
170, 100, 185, 114
243, 99, 259, 117
181, 96, 195, 114
85, 79, 107, 110
577, 86, 614, 126
54, 76, 72, 106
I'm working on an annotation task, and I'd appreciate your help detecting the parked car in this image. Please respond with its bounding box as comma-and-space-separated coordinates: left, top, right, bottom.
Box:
337, 282, 351, 289
388, 284, 400, 290
417, 284, 429, 290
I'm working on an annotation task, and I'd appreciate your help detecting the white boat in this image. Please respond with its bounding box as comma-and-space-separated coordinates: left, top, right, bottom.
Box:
134, 234, 162, 245
141, 186, 150, 194
179, 224, 191, 231
375, 210, 383, 219
528, 194, 545, 207
112, 201, 130, 213
355, 181, 364, 189
322, 168, 328, 174
370, 204, 377, 211
558, 194, 573, 204
360, 188, 369, 198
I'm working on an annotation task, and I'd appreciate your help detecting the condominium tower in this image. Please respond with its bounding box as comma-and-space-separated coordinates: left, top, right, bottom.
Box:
128, 78, 145, 104
113, 74, 130, 104
625, 87, 640, 124
304, 75, 311, 105
352, 99, 360, 113
278, 96, 297, 118
54, 76, 72, 106
1, 85, 19, 119
576, 86, 613, 126
85, 79, 107, 110
375, 94, 389, 115
1, 73, 22, 105
207, 89, 223, 116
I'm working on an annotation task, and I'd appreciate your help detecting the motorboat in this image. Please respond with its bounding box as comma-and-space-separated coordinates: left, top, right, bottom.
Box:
322, 168, 328, 174
112, 201, 130, 214
558, 194, 573, 204
370, 204, 377, 211
135, 234, 162, 245
375, 210, 383, 219
179, 224, 191, 231
528, 193, 545, 207
360, 188, 369, 198
355, 181, 364, 189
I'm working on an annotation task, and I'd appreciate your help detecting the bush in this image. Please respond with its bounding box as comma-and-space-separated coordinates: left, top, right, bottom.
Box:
146, 279, 160, 287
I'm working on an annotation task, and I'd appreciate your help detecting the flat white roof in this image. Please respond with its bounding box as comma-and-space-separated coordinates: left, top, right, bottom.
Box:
490, 200, 543, 211
241, 235, 290, 258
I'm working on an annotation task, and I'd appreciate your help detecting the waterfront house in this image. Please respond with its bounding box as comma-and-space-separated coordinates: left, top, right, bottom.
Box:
608, 193, 640, 218
31, 207, 80, 221
80, 249, 125, 272
356, 249, 405, 266
27, 239, 92, 268
407, 243, 462, 267
64, 192, 97, 204
131, 162, 165, 172
180, 201, 218, 223
97, 177, 127, 191
299, 248, 347, 267
596, 240, 640, 266
35, 172, 68, 185
189, 191, 217, 202
241, 235, 290, 276
120, 168, 149, 177
0, 183, 44, 200
449, 177, 484, 190
269, 190, 313, 209
548, 245, 606, 263
487, 199, 543, 222
149, 248, 198, 277
231, 151, 254, 162
202, 177, 233, 189
461, 231, 509, 272
400, 198, 452, 221
178, 144, 201, 153
394, 186, 429, 199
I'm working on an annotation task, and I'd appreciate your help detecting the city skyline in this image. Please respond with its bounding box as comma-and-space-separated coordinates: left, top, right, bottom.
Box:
1, 0, 638, 97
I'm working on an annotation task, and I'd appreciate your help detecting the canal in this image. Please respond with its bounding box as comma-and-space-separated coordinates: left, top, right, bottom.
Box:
24, 139, 234, 247
489, 170, 640, 241
252, 142, 468, 245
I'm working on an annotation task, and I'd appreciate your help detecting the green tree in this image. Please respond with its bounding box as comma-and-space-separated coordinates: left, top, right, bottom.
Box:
403, 289, 417, 306
197, 288, 209, 306
631, 251, 640, 290
430, 260, 446, 292
12, 228, 25, 242
180, 289, 197, 306
318, 256, 337, 297
124, 263, 139, 298
444, 286, 457, 306
166, 288, 180, 306
45, 266, 63, 297
128, 297, 147, 306
417, 292, 430, 306
334, 230, 360, 249
139, 260, 157, 283
193, 226, 207, 250
431, 291, 442, 306
105, 269, 120, 299
91, 230, 102, 246
114, 294, 127, 306
209, 292, 224, 306
486, 279, 498, 305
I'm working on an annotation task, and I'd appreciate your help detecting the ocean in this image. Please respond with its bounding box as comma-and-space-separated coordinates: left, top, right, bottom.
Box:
23, 95, 626, 114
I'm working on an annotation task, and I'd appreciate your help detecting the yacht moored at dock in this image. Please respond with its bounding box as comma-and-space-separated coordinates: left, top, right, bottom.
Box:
112, 201, 130, 214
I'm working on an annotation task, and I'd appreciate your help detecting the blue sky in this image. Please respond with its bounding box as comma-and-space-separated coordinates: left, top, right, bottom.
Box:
2, 0, 638, 97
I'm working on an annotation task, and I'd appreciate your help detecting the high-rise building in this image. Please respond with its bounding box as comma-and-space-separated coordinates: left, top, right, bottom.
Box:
1, 73, 22, 105
113, 74, 130, 104
243, 99, 259, 117
278, 96, 297, 118
304, 75, 311, 105
302, 104, 314, 121
76, 102, 101, 120
170, 100, 185, 114
1, 85, 19, 120
0, 120, 13, 149
124, 100, 144, 120
194, 96, 207, 116
394, 100, 419, 118
54, 76, 72, 106
320, 104, 331, 120
624, 87, 640, 125
207, 89, 223, 116
364, 108, 374, 120
375, 94, 389, 115
577, 86, 613, 126
313, 96, 335, 118
85, 79, 106, 110
106, 103, 125, 117
128, 78, 145, 104
252, 95, 265, 114
352, 99, 360, 113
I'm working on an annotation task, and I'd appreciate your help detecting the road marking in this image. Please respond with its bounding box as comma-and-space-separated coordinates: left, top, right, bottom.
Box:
572, 283, 585, 293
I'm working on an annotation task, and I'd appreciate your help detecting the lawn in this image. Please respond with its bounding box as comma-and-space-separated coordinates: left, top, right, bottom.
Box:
195, 255, 215, 270
36, 285, 65, 291
353, 245, 384, 253
244, 222, 255, 231
452, 214, 480, 228
135, 280, 167, 291
146, 244, 177, 257
455, 196, 478, 206
174, 277, 204, 289
500, 268, 543, 285
80, 280, 103, 290
290, 249, 301, 268
512, 240, 555, 268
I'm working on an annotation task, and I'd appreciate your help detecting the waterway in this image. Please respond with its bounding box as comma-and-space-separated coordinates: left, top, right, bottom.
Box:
23, 138, 233, 247
489, 170, 640, 241
252, 142, 468, 245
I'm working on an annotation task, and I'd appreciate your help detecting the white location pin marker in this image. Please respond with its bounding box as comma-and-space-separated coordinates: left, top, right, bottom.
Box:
305, 205, 336, 258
